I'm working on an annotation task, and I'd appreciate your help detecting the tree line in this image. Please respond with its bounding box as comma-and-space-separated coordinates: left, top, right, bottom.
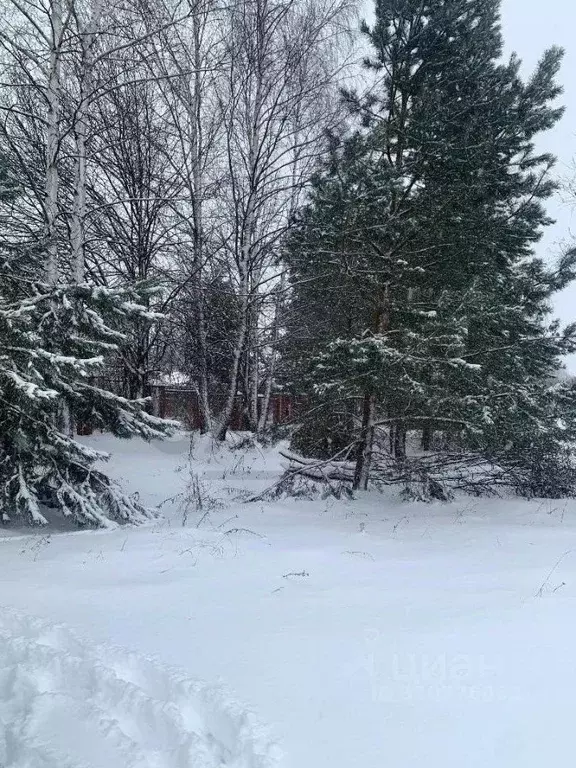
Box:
2, 0, 576, 526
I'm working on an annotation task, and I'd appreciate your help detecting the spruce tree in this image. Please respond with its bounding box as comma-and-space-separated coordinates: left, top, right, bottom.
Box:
0, 154, 174, 527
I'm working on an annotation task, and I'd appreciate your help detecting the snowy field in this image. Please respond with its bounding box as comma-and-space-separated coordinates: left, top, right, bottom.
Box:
2, 433, 576, 767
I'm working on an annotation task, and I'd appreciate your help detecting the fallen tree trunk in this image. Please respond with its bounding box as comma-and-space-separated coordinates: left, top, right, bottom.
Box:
247, 446, 516, 503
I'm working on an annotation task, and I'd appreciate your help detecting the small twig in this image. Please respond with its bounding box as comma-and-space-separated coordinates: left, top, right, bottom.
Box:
392, 515, 409, 536
342, 550, 375, 560
217, 514, 239, 529
536, 550, 574, 597
156, 492, 182, 510
223, 527, 266, 539
195, 508, 211, 528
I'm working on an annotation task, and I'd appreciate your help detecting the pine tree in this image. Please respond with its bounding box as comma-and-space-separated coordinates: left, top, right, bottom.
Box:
285, 0, 576, 495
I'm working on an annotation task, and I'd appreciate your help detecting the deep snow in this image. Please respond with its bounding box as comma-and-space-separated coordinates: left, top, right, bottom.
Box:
2, 432, 576, 767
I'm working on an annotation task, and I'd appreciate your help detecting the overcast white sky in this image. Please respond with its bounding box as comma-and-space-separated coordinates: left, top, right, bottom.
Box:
500, 0, 576, 366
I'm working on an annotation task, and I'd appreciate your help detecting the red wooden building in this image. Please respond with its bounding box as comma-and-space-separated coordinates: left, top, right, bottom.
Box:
151, 381, 297, 430
77, 372, 300, 434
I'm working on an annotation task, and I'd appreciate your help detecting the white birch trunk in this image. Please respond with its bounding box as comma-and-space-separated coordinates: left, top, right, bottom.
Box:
190, 8, 212, 433
217, 13, 264, 439
45, 0, 63, 285
215, 204, 255, 440
247, 273, 260, 431
71, 0, 103, 284
214, 286, 249, 441
257, 271, 285, 433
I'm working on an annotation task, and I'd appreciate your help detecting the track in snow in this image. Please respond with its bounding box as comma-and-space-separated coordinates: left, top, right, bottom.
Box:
0, 608, 278, 768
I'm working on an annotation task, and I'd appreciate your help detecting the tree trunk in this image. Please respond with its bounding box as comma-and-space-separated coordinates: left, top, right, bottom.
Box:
71, 0, 103, 284
46, 0, 69, 433
216, 2, 265, 439
353, 288, 389, 488
421, 425, 432, 451
45, 0, 63, 285
214, 290, 249, 441
394, 423, 406, 459
353, 391, 376, 491
246, 289, 261, 431
257, 272, 285, 433
193, 286, 211, 433
215, 100, 259, 440
190, 9, 212, 434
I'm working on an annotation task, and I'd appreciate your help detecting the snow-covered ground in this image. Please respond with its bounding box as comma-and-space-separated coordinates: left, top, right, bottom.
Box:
2, 432, 576, 767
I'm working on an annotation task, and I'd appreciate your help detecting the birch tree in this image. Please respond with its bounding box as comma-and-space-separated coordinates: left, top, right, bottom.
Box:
213, 0, 354, 439
141, 0, 228, 430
